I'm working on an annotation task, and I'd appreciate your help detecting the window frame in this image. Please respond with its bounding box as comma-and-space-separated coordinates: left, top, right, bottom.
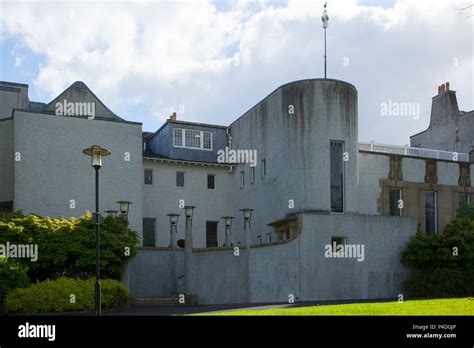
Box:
173, 128, 213, 151
176, 171, 185, 188
142, 218, 157, 247
425, 191, 438, 234
261, 159, 266, 178
330, 140, 345, 213
389, 188, 402, 216
144, 168, 153, 186
250, 166, 255, 184
207, 174, 216, 190
240, 170, 245, 189
459, 192, 470, 206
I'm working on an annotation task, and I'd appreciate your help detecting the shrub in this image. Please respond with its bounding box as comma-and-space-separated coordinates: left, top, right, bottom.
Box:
4, 277, 128, 314
0, 212, 138, 281
401, 205, 474, 297
0, 257, 29, 293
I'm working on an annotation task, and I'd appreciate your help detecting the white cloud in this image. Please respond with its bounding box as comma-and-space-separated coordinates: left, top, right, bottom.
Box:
1, 0, 472, 145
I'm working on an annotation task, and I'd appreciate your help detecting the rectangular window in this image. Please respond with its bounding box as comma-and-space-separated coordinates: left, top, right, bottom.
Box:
330, 141, 344, 213
261, 159, 266, 178
207, 174, 215, 189
206, 221, 218, 248
144, 168, 153, 185
176, 171, 185, 187
389, 188, 402, 216
257, 235, 262, 244
173, 128, 212, 150
459, 193, 470, 206
425, 191, 437, 234
251, 166, 255, 184
240, 170, 244, 188
266, 233, 272, 243
143, 218, 156, 247
173, 128, 183, 147
203, 131, 212, 149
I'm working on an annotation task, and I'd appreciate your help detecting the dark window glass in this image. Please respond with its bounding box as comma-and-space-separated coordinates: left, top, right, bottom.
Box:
389, 188, 402, 216
330, 141, 344, 213
207, 174, 215, 189
261, 159, 266, 178
331, 236, 347, 252
425, 191, 437, 234
176, 171, 185, 187
144, 169, 153, 185
240, 170, 244, 188
206, 221, 218, 248
143, 218, 156, 247
459, 193, 470, 206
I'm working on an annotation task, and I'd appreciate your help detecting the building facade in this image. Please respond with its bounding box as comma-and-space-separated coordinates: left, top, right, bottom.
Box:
0, 78, 472, 304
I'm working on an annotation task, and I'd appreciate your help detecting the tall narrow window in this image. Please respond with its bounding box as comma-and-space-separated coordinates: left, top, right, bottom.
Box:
261, 159, 266, 178
240, 170, 244, 188
330, 141, 344, 213
206, 221, 218, 248
459, 193, 470, 206
207, 174, 215, 189
251, 166, 255, 184
144, 168, 153, 185
389, 188, 402, 216
203, 131, 212, 149
176, 171, 185, 188
425, 191, 437, 234
143, 218, 156, 247
173, 128, 183, 147
266, 233, 272, 243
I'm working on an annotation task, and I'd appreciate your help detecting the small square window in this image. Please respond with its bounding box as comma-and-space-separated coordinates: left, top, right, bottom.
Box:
207, 174, 215, 189
144, 169, 153, 185
176, 171, 185, 187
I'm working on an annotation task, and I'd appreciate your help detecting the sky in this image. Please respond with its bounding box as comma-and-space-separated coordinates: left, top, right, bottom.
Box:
0, 0, 472, 145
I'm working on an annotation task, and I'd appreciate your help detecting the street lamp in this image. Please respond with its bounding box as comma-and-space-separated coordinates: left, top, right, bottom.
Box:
321, 2, 329, 79
239, 208, 253, 247
221, 216, 234, 247
183, 206, 195, 294
239, 208, 253, 303
82, 145, 111, 316
116, 200, 132, 220
166, 213, 180, 249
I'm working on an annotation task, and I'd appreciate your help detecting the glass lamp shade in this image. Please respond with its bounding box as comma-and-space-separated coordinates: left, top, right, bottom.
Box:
82, 145, 111, 168
239, 209, 253, 221
116, 201, 132, 215
184, 206, 195, 219
222, 216, 234, 228
167, 214, 180, 226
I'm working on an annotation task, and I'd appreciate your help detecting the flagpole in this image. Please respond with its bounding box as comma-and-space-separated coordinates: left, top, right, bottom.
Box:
322, 3, 329, 79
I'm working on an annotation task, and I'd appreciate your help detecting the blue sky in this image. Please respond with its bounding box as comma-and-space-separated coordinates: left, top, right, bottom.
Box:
0, 0, 472, 145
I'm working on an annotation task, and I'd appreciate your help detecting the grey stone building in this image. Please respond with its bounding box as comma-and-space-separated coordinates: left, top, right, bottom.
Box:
0, 78, 472, 304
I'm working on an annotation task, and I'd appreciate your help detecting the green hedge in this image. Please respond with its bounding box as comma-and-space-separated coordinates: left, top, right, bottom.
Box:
5, 277, 128, 314
401, 205, 474, 297
0, 212, 138, 281
0, 257, 29, 293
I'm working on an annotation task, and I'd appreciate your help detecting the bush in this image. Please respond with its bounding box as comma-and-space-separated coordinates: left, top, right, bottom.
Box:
4, 277, 128, 314
0, 257, 29, 293
401, 205, 474, 297
0, 212, 138, 281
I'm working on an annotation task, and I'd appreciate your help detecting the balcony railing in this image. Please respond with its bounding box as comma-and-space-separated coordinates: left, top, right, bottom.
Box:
359, 141, 469, 162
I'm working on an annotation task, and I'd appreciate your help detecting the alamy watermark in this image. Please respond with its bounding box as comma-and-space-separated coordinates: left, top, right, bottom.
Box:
0, 242, 38, 262
217, 147, 257, 167
380, 99, 420, 120
324, 242, 365, 262
55, 99, 96, 119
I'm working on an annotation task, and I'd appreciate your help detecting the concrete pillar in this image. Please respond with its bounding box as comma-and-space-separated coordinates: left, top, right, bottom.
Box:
184, 216, 193, 294
244, 220, 251, 303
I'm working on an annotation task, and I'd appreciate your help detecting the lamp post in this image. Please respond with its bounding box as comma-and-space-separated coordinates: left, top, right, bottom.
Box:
116, 200, 132, 221
183, 206, 195, 295
239, 208, 253, 303
221, 216, 234, 247
82, 145, 111, 316
321, 2, 329, 79
166, 214, 180, 250
167, 213, 180, 294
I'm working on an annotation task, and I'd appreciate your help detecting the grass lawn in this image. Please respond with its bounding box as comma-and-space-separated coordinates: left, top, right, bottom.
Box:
199, 298, 474, 316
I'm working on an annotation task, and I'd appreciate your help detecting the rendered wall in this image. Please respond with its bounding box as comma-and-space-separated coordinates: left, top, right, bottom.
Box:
0, 119, 13, 203
12, 111, 144, 237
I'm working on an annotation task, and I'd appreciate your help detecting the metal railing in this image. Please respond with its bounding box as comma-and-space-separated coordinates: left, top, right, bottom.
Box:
359, 141, 469, 162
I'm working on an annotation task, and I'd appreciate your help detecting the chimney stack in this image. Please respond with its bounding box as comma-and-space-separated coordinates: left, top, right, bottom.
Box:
170, 112, 177, 121
446, 82, 450, 91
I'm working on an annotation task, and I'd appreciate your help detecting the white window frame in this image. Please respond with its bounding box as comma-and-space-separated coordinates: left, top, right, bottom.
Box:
173, 128, 212, 151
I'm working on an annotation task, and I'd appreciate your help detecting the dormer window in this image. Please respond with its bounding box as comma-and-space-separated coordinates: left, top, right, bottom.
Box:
173, 128, 212, 150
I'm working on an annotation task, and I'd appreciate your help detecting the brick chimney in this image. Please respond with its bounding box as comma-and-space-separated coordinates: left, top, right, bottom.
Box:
169, 112, 177, 121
